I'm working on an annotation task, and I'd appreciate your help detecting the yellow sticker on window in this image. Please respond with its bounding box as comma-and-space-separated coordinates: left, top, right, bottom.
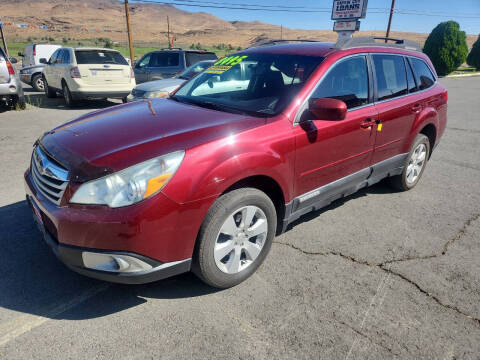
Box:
205, 55, 248, 74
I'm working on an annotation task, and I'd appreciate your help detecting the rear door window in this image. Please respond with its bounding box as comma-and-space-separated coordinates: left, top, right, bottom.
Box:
410, 58, 435, 90
372, 54, 408, 101
150, 52, 180, 67
312, 56, 369, 109
185, 52, 217, 67
74, 50, 128, 65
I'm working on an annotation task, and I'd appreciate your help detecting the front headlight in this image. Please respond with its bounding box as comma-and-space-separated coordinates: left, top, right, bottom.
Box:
70, 151, 185, 208
145, 90, 170, 99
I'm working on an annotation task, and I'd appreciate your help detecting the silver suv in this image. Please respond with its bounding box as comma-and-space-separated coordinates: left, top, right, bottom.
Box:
0, 47, 25, 109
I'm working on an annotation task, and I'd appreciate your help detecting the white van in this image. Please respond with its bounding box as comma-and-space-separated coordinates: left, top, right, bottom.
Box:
19, 44, 61, 67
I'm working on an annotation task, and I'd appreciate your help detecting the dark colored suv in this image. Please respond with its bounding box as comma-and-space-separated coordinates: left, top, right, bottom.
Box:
25, 37, 447, 288
134, 49, 217, 83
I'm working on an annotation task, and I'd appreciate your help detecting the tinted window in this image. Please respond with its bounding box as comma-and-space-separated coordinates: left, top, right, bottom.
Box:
312, 56, 369, 109
405, 57, 417, 92
178, 60, 214, 80
56, 49, 67, 64
49, 49, 60, 64
63, 49, 71, 64
410, 58, 435, 90
74, 50, 128, 65
150, 52, 180, 67
136, 54, 151, 68
185, 52, 217, 67
373, 55, 407, 101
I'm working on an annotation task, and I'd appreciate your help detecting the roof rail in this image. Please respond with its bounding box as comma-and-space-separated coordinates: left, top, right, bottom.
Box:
159, 47, 183, 51
248, 39, 320, 49
335, 36, 422, 52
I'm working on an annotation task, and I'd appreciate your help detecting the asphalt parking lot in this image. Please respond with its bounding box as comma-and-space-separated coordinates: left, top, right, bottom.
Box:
0, 77, 479, 359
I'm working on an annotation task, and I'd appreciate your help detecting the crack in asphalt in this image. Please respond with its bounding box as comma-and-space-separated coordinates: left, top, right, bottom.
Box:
274, 213, 480, 326
336, 319, 400, 357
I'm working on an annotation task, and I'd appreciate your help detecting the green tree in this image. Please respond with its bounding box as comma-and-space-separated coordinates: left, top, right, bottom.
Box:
195, 42, 202, 50
466, 34, 480, 70
190, 43, 196, 49
62, 37, 68, 44
104, 38, 113, 48
423, 21, 468, 76
48, 36, 55, 42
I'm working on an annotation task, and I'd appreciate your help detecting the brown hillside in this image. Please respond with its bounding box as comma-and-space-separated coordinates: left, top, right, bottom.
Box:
2, 0, 477, 48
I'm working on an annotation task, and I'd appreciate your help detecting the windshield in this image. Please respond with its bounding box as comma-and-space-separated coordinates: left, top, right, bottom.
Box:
178, 61, 215, 80
173, 53, 324, 116
75, 50, 128, 65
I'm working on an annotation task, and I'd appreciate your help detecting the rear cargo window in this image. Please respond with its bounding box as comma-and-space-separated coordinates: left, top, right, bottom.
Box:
185, 52, 217, 67
372, 54, 408, 101
74, 50, 128, 65
410, 58, 435, 90
150, 52, 180, 67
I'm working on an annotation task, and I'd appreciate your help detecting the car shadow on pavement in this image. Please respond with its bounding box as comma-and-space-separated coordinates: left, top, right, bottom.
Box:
285, 179, 398, 232
23, 92, 119, 111
0, 200, 218, 321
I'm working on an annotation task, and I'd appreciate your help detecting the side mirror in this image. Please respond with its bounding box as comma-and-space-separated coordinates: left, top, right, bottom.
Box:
18, 52, 24, 57
39, 58, 47, 64
9, 57, 18, 64
309, 98, 347, 121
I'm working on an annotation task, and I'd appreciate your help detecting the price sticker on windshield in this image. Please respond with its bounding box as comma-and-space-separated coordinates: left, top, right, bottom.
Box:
205, 55, 248, 74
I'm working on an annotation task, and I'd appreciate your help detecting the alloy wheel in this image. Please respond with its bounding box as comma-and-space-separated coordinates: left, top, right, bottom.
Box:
406, 143, 427, 185
214, 206, 268, 274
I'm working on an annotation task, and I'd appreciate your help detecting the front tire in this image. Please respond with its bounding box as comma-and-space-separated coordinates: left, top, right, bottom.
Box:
193, 188, 277, 289
31, 74, 45, 92
389, 134, 430, 191
43, 76, 56, 98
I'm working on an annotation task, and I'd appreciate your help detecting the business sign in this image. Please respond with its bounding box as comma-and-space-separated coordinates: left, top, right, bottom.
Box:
331, 0, 368, 20
333, 20, 360, 32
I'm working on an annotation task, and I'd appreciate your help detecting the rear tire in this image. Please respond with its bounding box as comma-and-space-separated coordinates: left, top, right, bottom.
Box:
193, 188, 277, 289
389, 134, 430, 191
43, 76, 56, 98
122, 97, 128, 104
62, 81, 76, 107
31, 74, 45, 92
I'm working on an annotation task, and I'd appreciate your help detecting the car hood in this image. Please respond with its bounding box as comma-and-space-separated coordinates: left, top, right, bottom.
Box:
39, 99, 264, 182
135, 78, 185, 92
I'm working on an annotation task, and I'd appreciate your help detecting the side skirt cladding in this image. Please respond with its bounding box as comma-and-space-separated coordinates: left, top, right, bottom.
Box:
281, 153, 407, 232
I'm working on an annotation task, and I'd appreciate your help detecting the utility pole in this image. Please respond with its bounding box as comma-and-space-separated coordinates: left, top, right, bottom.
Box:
0, 22, 9, 57
385, 0, 395, 41
167, 16, 171, 49
280, 25, 283, 40
124, 0, 134, 64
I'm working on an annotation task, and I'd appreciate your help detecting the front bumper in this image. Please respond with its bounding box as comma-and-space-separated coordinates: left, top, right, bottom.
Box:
24, 169, 197, 284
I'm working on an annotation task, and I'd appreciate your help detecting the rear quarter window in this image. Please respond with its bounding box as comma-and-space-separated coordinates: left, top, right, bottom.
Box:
150, 52, 180, 67
185, 52, 218, 67
410, 58, 435, 90
75, 50, 128, 65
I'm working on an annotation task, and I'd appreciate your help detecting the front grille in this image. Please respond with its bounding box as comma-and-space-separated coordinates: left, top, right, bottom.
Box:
31, 146, 69, 205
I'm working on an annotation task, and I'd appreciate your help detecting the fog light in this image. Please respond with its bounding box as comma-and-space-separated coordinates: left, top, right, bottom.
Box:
82, 252, 153, 273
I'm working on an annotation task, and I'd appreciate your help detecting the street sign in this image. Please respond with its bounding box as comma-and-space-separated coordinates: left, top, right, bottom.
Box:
333, 20, 360, 32
331, 0, 368, 20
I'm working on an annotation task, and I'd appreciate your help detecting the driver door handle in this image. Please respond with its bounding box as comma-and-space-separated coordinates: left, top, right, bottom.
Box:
360, 118, 377, 129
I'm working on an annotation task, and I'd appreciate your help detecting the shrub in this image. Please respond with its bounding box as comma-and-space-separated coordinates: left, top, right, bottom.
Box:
104, 38, 113, 48
62, 37, 68, 44
423, 21, 468, 76
466, 34, 480, 70
48, 36, 55, 42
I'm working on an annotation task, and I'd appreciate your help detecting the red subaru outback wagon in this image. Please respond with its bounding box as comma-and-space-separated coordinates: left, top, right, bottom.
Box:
25, 37, 447, 288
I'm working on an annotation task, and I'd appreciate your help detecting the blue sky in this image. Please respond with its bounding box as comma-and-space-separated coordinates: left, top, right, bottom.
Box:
157, 0, 480, 35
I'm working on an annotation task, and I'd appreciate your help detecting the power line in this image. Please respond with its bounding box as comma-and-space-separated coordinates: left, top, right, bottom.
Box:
131, 0, 480, 18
